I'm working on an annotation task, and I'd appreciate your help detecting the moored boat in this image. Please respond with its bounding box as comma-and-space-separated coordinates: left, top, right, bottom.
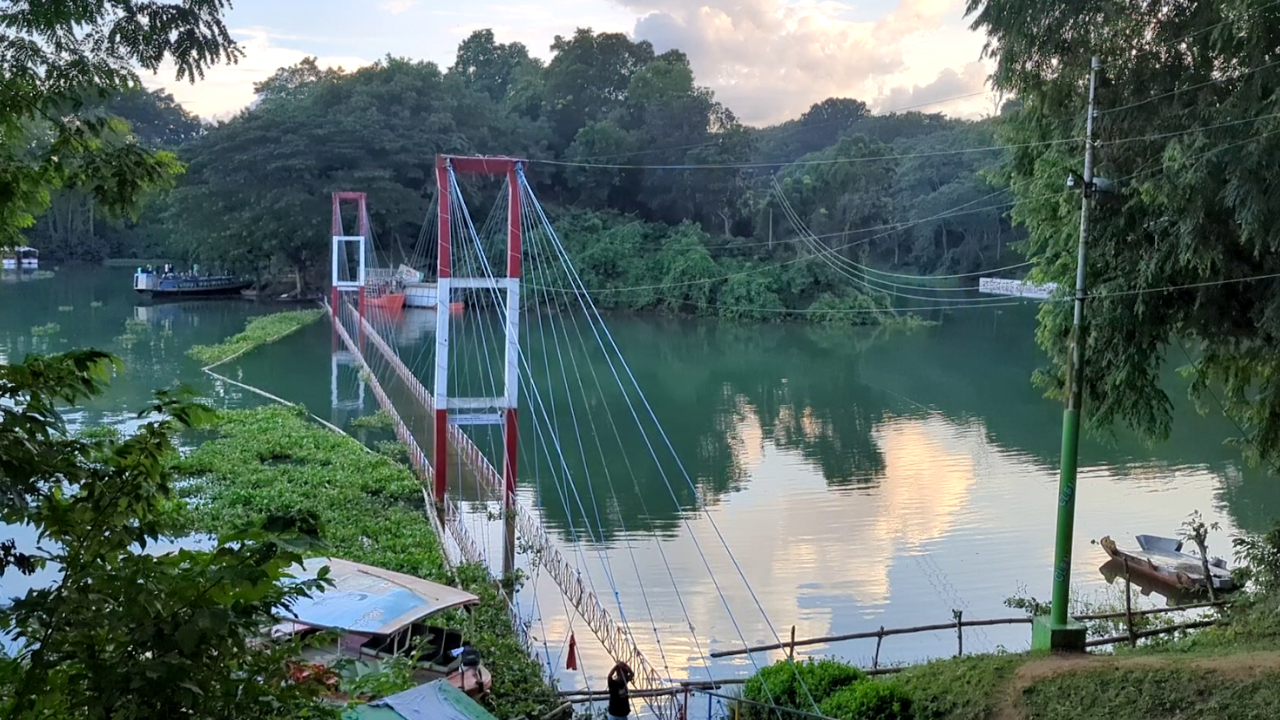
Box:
1100, 534, 1236, 593
133, 263, 251, 299
269, 557, 493, 700
1, 246, 38, 270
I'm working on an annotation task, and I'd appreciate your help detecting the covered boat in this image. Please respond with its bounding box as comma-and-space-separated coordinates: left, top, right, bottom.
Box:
342, 680, 499, 720
134, 263, 250, 298
1, 246, 38, 270
1100, 534, 1235, 593
271, 558, 492, 698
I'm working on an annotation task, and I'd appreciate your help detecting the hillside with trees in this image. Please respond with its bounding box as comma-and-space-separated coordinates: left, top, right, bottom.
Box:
25, 29, 1025, 323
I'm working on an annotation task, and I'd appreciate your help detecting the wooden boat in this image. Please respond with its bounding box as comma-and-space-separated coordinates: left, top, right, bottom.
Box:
366, 291, 406, 311
1100, 534, 1236, 593
269, 557, 493, 699
134, 264, 250, 299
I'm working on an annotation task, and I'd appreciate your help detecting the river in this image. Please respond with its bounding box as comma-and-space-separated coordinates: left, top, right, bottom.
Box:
4, 266, 1279, 702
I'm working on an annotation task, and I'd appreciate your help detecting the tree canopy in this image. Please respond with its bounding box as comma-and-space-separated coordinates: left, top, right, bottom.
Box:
62, 27, 1026, 325
967, 0, 1280, 463
0, 0, 239, 249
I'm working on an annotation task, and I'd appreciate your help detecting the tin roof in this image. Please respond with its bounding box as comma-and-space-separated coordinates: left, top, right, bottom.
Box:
278, 557, 479, 636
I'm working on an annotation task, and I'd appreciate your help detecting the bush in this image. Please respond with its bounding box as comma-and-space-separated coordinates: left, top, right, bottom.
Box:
819, 681, 914, 720
742, 658, 866, 717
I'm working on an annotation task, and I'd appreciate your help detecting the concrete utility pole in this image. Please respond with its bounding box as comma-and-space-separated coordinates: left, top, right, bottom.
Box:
1033, 55, 1100, 653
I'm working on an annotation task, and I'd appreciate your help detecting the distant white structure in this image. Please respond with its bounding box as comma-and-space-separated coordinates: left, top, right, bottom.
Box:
978, 276, 1058, 300
1, 246, 38, 270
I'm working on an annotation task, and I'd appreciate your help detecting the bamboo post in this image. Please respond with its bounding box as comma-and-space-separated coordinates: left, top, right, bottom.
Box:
789, 625, 796, 660
872, 626, 885, 669
954, 610, 963, 657
1123, 557, 1135, 647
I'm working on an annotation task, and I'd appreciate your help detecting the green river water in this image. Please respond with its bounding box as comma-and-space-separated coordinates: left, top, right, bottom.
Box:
5, 265, 1279, 692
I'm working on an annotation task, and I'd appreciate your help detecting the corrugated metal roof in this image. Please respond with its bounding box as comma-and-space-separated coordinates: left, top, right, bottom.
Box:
277, 557, 479, 636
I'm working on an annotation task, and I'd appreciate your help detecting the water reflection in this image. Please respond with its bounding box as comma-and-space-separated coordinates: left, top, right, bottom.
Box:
6, 269, 1280, 694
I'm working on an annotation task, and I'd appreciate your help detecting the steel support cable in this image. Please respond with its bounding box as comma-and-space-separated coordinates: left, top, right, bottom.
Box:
454, 200, 497, 566
449, 173, 654, 683
519, 171, 822, 716
769, 177, 1033, 283
447, 173, 609, 604
523, 194, 1039, 297
517, 213, 681, 718
520, 195, 686, 688
770, 180, 1037, 304
573, 90, 994, 163
443, 171, 668, 708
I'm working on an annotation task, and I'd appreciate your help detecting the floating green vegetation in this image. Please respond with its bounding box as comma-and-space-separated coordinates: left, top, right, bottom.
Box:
350, 409, 394, 430
115, 318, 150, 347
89, 300, 104, 308
175, 405, 556, 718
57, 305, 74, 312
186, 309, 324, 366
31, 322, 59, 336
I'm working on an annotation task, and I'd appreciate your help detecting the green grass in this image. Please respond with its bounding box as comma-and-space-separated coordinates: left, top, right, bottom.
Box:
894, 655, 1027, 720
186, 309, 323, 366
1021, 664, 1280, 720
175, 405, 557, 718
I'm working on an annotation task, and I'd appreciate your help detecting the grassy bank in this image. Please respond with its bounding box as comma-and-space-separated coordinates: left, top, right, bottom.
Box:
187, 309, 324, 366
175, 405, 557, 718
738, 596, 1280, 720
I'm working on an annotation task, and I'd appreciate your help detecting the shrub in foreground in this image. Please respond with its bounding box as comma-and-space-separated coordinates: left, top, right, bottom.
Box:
819, 681, 914, 720
742, 658, 866, 717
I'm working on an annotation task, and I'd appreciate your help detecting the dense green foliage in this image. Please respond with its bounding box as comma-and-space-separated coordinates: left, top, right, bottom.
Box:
819, 681, 914, 720
0, 0, 236, 250
26, 28, 1027, 323
186, 309, 325, 366
0, 351, 336, 719
741, 658, 866, 718
967, 0, 1280, 464
175, 405, 557, 718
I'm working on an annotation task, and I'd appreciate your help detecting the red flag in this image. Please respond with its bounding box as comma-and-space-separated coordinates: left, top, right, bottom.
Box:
565, 632, 578, 671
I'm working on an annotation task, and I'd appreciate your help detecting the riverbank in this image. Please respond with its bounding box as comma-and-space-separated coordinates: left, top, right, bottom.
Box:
175, 405, 557, 718
187, 309, 324, 366
735, 595, 1280, 719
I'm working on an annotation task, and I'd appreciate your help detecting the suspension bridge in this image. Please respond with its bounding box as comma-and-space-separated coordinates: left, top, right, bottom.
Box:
323, 154, 1015, 719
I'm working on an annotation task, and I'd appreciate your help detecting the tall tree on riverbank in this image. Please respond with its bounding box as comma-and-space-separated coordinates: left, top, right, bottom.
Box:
967, 0, 1280, 464
0, 0, 238, 249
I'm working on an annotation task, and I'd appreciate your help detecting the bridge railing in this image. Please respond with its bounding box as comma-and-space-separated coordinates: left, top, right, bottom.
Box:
334, 300, 672, 712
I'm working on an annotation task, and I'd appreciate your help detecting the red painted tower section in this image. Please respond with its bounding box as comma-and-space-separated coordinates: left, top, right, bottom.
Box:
433, 158, 452, 504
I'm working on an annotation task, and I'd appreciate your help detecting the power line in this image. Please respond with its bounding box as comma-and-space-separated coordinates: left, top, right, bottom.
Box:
571, 89, 994, 163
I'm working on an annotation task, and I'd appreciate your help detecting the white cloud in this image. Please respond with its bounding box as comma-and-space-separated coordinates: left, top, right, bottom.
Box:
874, 59, 993, 117
141, 28, 369, 122
379, 0, 416, 13
621, 0, 989, 125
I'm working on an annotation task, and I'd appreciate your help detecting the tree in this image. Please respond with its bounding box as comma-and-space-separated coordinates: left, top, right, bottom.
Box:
542, 29, 655, 150
25, 88, 204, 263
967, 0, 1280, 463
0, 0, 240, 249
450, 30, 535, 103
0, 351, 335, 719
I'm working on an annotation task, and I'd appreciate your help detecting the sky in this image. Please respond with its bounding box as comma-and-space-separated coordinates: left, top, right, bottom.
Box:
143, 0, 999, 127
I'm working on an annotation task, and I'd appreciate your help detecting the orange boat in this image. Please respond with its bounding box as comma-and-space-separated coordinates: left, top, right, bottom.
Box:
367, 292, 406, 311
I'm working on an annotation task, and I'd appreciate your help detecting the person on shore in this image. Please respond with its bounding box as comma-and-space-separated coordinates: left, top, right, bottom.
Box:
606, 661, 634, 720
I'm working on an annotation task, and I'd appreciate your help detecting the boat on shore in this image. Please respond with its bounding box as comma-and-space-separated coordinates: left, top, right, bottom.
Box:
2, 246, 38, 270
133, 264, 251, 299
269, 557, 493, 701
1100, 534, 1236, 594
